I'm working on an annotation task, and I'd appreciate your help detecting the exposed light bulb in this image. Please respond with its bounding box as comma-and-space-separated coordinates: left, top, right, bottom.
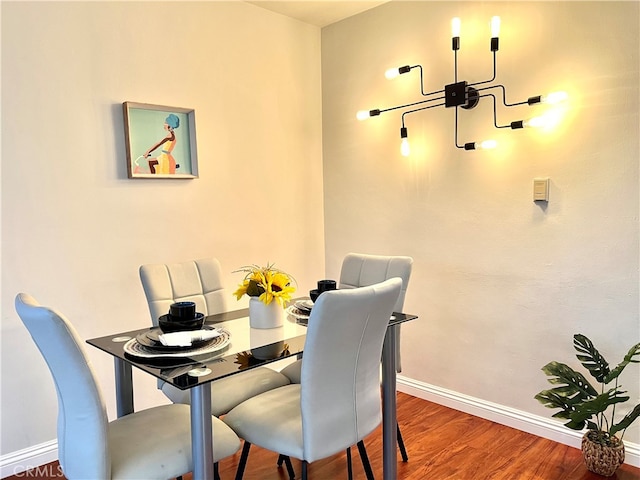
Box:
385, 68, 400, 80
524, 116, 545, 128
491, 16, 501, 37
385, 65, 411, 80
401, 138, 411, 157
400, 127, 410, 156
541, 91, 568, 105
356, 109, 381, 121
451, 17, 461, 37
479, 139, 498, 150
464, 141, 496, 151
525, 111, 562, 130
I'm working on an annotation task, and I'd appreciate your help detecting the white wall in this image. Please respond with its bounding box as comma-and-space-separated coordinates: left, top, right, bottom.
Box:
1, 1, 324, 459
322, 0, 639, 446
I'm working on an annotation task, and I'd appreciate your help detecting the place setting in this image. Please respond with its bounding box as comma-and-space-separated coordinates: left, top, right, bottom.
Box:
123, 301, 231, 365
286, 279, 337, 322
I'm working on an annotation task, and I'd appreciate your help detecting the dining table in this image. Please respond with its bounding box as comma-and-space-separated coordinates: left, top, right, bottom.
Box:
86, 302, 418, 480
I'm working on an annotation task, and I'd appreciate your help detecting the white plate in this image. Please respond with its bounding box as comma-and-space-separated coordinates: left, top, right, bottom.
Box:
286, 305, 310, 320
295, 299, 314, 310
124, 328, 231, 359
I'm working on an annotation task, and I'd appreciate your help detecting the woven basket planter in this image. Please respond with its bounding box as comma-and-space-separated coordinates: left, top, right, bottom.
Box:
581, 431, 625, 477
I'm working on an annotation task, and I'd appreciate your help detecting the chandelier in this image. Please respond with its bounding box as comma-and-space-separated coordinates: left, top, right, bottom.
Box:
357, 16, 568, 156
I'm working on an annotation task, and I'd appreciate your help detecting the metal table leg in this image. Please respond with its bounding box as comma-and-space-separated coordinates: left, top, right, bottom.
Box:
381, 325, 398, 480
114, 358, 133, 417
190, 384, 214, 480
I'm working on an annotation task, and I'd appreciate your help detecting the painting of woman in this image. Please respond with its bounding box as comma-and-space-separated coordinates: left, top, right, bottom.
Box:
144, 113, 180, 174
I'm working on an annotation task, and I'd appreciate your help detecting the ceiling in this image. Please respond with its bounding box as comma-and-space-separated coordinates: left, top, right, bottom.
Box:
246, 1, 389, 27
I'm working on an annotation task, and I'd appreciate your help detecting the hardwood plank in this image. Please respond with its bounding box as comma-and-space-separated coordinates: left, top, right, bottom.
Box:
4, 393, 639, 480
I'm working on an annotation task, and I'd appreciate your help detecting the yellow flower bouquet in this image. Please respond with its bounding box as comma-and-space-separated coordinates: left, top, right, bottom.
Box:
233, 263, 296, 307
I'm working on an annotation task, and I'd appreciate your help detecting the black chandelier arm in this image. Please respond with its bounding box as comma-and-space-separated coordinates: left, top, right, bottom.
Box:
454, 103, 497, 150
411, 65, 428, 96
454, 50, 458, 83
468, 51, 497, 88
423, 87, 446, 98
453, 107, 482, 150
408, 65, 446, 97
476, 83, 530, 108
377, 94, 446, 117
401, 102, 447, 127
454, 106, 464, 149
483, 93, 517, 129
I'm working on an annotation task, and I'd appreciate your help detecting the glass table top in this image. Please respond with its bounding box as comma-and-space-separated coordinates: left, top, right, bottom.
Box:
87, 305, 417, 391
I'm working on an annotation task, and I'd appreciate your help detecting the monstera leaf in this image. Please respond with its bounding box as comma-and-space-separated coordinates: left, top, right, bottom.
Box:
540, 361, 598, 397
611, 404, 640, 437
574, 334, 610, 383
604, 342, 640, 384
534, 390, 579, 421
567, 389, 629, 430
536, 361, 598, 430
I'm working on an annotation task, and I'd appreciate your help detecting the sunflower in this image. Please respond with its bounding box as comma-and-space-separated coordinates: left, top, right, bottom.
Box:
233, 263, 296, 306
260, 271, 296, 306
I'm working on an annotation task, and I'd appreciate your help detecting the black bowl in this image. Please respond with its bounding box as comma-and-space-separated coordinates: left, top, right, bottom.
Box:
309, 289, 320, 302
317, 279, 337, 293
169, 301, 196, 319
158, 312, 205, 333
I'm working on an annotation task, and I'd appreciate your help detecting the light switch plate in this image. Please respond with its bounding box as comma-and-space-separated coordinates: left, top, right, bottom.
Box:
533, 178, 549, 202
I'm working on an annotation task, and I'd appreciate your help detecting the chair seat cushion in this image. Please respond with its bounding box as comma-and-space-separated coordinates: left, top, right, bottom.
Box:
161, 367, 291, 416
224, 384, 304, 460
109, 404, 240, 479
280, 359, 302, 384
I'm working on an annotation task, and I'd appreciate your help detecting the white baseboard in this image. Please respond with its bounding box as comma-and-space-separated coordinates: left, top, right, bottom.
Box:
0, 440, 58, 478
398, 375, 639, 468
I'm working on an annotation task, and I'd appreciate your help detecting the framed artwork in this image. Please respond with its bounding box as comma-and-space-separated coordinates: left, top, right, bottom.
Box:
123, 102, 198, 179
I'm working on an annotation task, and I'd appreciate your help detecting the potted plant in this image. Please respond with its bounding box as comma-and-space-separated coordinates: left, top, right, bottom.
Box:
233, 263, 295, 328
535, 334, 640, 477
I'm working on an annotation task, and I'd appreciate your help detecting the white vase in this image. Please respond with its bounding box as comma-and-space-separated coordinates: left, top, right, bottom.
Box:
249, 297, 284, 329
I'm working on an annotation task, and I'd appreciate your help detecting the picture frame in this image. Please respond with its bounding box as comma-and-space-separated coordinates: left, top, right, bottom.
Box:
123, 102, 198, 179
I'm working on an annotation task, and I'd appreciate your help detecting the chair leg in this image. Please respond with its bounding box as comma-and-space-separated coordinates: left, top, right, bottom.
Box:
347, 446, 353, 480
397, 422, 409, 462
301, 460, 308, 480
277, 454, 286, 466
234, 441, 252, 480
282, 455, 296, 480
356, 440, 375, 480
214, 462, 220, 480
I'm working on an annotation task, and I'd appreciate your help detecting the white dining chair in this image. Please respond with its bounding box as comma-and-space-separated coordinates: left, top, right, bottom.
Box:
224, 278, 402, 480
281, 253, 413, 461
15, 293, 241, 480
139, 258, 290, 416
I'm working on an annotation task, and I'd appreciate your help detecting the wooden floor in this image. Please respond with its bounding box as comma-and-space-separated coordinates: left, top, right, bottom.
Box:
5, 393, 639, 480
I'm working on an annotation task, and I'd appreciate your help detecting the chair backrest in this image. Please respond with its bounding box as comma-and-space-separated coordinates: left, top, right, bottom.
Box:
15, 294, 110, 479
339, 253, 413, 371
339, 253, 412, 312
300, 278, 402, 462
139, 257, 227, 326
